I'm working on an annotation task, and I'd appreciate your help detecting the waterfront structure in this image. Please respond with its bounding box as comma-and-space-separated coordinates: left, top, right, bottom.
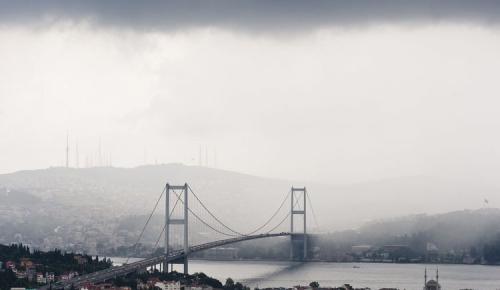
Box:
351, 245, 372, 255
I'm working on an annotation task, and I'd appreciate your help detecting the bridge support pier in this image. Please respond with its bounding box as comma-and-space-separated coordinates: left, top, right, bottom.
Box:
164, 183, 189, 274
183, 257, 188, 274
290, 186, 308, 261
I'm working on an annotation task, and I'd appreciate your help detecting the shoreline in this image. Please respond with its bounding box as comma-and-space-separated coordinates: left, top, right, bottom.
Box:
191, 258, 500, 267
108, 256, 500, 267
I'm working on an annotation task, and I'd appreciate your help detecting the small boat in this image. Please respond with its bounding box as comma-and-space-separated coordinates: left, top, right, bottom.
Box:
353, 265, 360, 268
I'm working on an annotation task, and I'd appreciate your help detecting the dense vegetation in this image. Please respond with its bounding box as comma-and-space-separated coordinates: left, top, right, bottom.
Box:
0, 244, 112, 274
0, 244, 112, 290
109, 270, 249, 290
483, 238, 500, 263
305, 209, 500, 264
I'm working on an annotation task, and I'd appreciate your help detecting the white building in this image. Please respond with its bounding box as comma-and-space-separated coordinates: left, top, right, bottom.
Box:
185, 286, 213, 290
37, 273, 47, 284
46, 272, 55, 282
155, 281, 181, 290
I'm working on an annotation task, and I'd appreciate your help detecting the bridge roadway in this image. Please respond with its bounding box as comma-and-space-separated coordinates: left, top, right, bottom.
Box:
43, 232, 291, 290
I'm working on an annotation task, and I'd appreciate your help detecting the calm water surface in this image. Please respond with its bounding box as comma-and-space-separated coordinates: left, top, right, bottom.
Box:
110, 258, 500, 290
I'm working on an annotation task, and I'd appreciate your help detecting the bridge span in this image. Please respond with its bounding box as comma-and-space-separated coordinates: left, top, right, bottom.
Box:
44, 233, 290, 290
40, 183, 315, 290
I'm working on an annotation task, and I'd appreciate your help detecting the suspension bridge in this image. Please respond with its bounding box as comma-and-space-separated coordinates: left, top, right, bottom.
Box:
44, 183, 317, 290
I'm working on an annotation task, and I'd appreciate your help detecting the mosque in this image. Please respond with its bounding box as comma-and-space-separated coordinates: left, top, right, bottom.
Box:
424, 268, 441, 290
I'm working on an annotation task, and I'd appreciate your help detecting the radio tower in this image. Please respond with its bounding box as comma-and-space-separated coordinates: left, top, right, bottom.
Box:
198, 145, 202, 166
65, 133, 69, 168
205, 146, 208, 167
75, 141, 79, 168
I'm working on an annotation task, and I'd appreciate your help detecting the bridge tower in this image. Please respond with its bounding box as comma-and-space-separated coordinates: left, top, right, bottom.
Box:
163, 183, 189, 274
290, 186, 307, 260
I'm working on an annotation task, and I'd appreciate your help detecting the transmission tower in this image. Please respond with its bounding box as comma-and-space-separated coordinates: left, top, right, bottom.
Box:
65, 133, 69, 168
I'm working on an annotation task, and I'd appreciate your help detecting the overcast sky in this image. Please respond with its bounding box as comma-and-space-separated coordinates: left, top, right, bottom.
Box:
1, 1, 500, 185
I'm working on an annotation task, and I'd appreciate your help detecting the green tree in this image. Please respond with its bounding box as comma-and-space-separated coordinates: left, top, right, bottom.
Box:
309, 281, 320, 288
224, 278, 235, 290
234, 282, 246, 290
484, 241, 500, 263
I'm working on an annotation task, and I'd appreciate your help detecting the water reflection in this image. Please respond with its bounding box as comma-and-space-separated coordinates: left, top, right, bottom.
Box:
109, 258, 500, 290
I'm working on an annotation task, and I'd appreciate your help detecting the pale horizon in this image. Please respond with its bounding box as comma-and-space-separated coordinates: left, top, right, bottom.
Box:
2, 1, 500, 191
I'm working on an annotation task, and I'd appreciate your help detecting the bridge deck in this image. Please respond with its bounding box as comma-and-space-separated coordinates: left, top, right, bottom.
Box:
43, 232, 290, 290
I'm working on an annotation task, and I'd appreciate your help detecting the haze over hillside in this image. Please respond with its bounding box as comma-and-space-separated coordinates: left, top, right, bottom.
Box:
303, 208, 500, 265
0, 164, 499, 256
0, 164, 498, 228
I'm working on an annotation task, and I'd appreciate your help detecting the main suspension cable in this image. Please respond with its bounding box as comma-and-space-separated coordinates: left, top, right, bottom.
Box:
306, 190, 320, 228
187, 185, 245, 236
171, 190, 238, 237
126, 186, 166, 264
266, 196, 301, 234
245, 190, 291, 235
265, 211, 291, 234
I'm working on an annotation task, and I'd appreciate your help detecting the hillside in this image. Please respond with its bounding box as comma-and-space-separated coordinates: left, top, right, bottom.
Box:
307, 208, 500, 263
358, 208, 500, 249
0, 164, 499, 254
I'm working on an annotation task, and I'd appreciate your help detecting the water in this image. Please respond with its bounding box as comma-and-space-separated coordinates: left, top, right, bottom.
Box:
109, 258, 500, 290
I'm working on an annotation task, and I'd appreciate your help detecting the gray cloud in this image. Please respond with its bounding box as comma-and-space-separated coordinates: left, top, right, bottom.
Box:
1, 0, 500, 32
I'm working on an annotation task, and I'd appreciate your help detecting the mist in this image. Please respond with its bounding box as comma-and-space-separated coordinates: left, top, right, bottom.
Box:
2, 2, 500, 202
1, 20, 500, 186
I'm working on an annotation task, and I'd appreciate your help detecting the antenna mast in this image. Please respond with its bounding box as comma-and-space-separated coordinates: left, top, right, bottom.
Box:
75, 141, 79, 168
66, 132, 69, 168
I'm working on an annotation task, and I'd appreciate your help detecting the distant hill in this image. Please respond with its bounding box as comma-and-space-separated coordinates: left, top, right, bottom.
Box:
0, 164, 295, 231
0, 187, 41, 205
1, 165, 498, 230
307, 208, 500, 264
357, 208, 500, 250
0, 164, 499, 254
